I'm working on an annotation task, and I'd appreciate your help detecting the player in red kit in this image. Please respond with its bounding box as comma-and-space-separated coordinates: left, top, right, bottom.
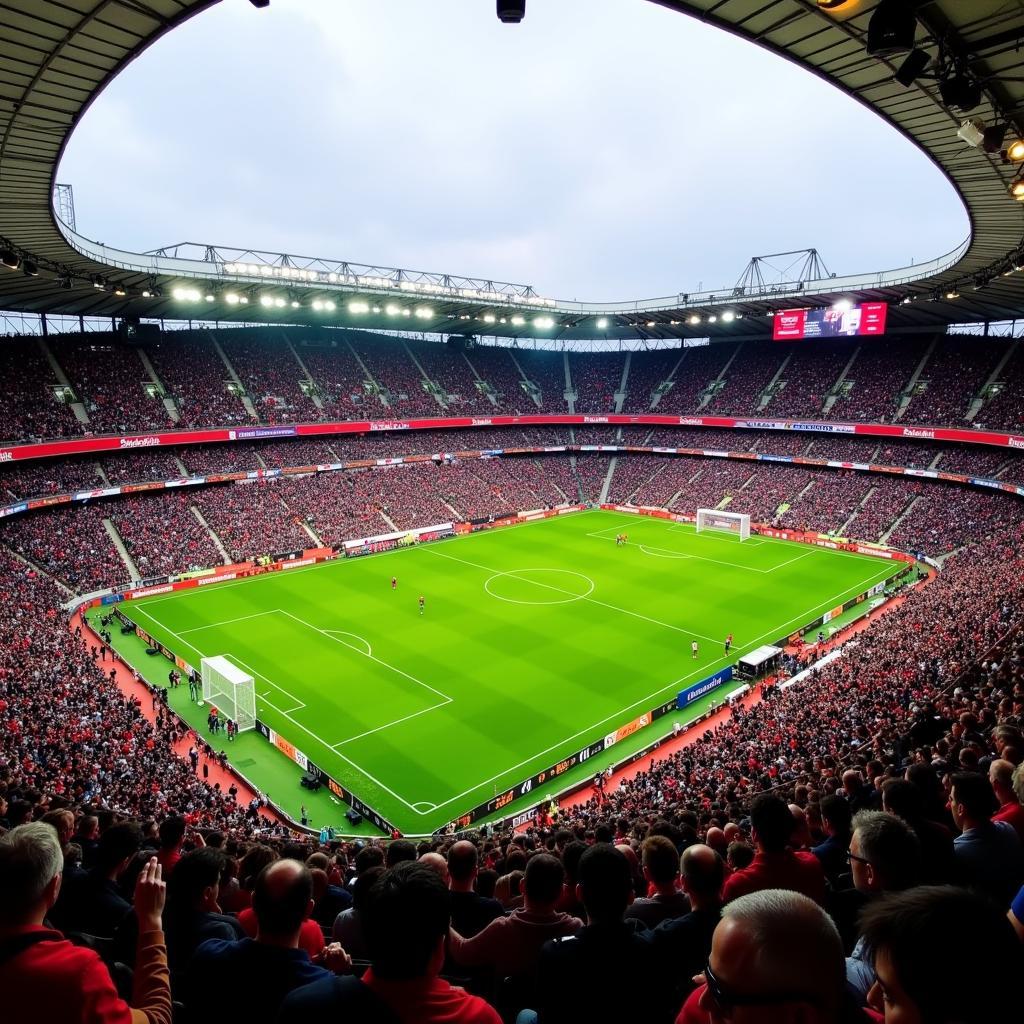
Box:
391, 576, 397, 590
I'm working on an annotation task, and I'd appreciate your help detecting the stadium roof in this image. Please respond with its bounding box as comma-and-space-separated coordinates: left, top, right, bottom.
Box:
1, 0, 1023, 341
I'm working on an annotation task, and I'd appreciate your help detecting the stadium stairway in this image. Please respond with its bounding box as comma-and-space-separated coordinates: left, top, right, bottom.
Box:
103, 519, 140, 581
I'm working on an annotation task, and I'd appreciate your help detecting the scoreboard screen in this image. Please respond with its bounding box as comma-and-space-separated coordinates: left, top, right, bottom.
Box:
773, 301, 888, 341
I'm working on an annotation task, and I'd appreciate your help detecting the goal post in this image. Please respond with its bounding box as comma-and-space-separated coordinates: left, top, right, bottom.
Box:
201, 656, 256, 733
695, 508, 751, 541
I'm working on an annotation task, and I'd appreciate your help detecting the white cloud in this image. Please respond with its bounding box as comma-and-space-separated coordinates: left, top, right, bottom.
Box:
58, 0, 967, 298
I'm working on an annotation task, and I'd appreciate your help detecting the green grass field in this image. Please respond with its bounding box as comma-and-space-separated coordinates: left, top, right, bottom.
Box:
120, 510, 897, 835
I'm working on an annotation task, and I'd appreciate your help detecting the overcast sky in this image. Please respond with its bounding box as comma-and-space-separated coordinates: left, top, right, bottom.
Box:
57, 0, 968, 302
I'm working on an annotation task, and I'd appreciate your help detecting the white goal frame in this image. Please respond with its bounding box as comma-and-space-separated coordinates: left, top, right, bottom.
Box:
201, 656, 256, 733
695, 508, 751, 541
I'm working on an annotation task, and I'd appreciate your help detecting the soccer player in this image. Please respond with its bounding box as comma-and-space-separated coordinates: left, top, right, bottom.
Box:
419, 595, 425, 615
725, 633, 733, 654
391, 576, 397, 590
691, 640, 699, 659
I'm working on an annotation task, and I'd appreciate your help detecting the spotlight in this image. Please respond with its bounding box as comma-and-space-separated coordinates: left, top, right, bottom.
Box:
646, 321, 656, 328
721, 311, 735, 323
866, 0, 917, 57
708, 315, 718, 323
945, 289, 960, 299
1006, 139, 1024, 162
497, 1, 524, 24
273, 297, 286, 308
290, 300, 300, 308
225, 293, 240, 305
596, 317, 608, 329
956, 119, 985, 148
939, 72, 982, 112
206, 293, 216, 302
483, 313, 496, 324
415, 306, 434, 319
385, 304, 400, 316
894, 48, 930, 87
22, 260, 38, 277
1, 248, 20, 270
312, 300, 324, 311
324, 300, 336, 311
114, 285, 127, 297
533, 316, 554, 329
511, 315, 525, 326
260, 295, 273, 307
688, 315, 701, 325
349, 301, 370, 314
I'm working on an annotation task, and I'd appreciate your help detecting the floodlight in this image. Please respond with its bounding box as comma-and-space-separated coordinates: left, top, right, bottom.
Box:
324, 300, 336, 311
239, 296, 248, 304
1006, 139, 1024, 162
206, 293, 216, 302
114, 285, 127, 297
956, 120, 986, 148
945, 290, 960, 299
385, 304, 400, 316
225, 293, 239, 305
708, 315, 718, 323
483, 313, 496, 324
597, 317, 608, 329
173, 287, 187, 300
866, 0, 917, 56
274, 297, 286, 308
349, 301, 370, 313
721, 310, 735, 322
688, 315, 701, 325
372, 306, 380, 313
403, 309, 411, 317
511, 315, 525, 326
291, 300, 300, 308
260, 295, 273, 307
1011, 174, 1024, 200
534, 316, 554, 329
497, 1, 525, 24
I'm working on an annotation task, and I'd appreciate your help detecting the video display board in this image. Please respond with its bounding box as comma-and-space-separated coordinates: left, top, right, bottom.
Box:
773, 302, 888, 341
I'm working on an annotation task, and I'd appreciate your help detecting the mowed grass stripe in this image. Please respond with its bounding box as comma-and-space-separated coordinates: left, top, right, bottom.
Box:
124, 510, 896, 833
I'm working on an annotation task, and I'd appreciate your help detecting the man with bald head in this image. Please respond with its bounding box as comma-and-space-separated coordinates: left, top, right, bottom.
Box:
186, 859, 350, 1024
676, 890, 855, 1024
652, 844, 724, 1009
447, 841, 502, 937
418, 851, 450, 885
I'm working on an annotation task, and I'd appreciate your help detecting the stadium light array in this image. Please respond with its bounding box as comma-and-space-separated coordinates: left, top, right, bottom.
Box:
688, 315, 701, 325
1009, 139, 1024, 162
597, 317, 608, 329
721, 310, 735, 322
173, 286, 202, 301
1011, 174, 1024, 200
225, 292, 240, 305
348, 300, 370, 314
511, 315, 525, 326
483, 314, 496, 324
385, 304, 400, 316
533, 316, 555, 329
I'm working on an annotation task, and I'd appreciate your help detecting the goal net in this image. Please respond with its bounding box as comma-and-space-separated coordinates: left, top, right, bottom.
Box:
201, 656, 256, 733
695, 508, 751, 541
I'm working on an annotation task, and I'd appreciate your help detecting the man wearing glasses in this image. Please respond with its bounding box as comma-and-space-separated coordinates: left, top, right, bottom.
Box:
675, 889, 868, 1023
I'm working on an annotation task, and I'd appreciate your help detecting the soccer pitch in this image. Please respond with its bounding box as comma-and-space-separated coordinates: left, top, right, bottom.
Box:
121, 509, 898, 834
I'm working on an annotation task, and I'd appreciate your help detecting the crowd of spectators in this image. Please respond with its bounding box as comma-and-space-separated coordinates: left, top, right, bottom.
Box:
975, 341, 1024, 431
0, 338, 81, 443
0, 457, 104, 500
902, 339, 1004, 425
777, 470, 872, 534
3, 505, 1024, 1021
619, 349, 682, 413
569, 353, 623, 411
825, 337, 930, 423
413, 341, 494, 413
706, 343, 789, 415
766, 342, 855, 418
53, 341, 173, 435
464, 346, 532, 412
296, 339, 372, 417
349, 337, 444, 417
513, 350, 566, 412
219, 333, 322, 424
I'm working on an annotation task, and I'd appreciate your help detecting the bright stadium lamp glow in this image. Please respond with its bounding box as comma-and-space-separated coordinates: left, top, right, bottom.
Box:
312, 299, 324, 311
597, 317, 608, 329
415, 306, 434, 319
385, 304, 400, 316
349, 301, 370, 314
534, 315, 554, 329
483, 313, 496, 324
291, 300, 300, 308
708, 314, 718, 323
274, 297, 286, 308
172, 287, 186, 300
688, 315, 701, 325
259, 295, 273, 307
511, 315, 525, 326
324, 300, 336, 311
205, 293, 215, 302
721, 310, 735, 322
225, 292, 240, 305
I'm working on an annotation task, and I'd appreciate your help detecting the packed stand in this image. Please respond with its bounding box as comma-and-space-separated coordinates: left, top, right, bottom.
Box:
298, 339, 375, 416
411, 340, 494, 413
349, 337, 443, 417
218, 332, 323, 423
0, 338, 81, 443
766, 342, 855, 418
887, 487, 1023, 555
936, 445, 1018, 479
273, 472, 392, 546
651, 343, 740, 415
778, 470, 871, 534
146, 334, 253, 429
605, 456, 668, 505
0, 458, 103, 500
514, 350, 567, 412
569, 353, 624, 411
706, 342, 788, 415
824, 336, 930, 423
619, 349, 680, 413
100, 452, 187, 485
975, 340, 1024, 432
3, 504, 127, 591
902, 338, 1008, 425
463, 346, 532, 412
54, 341, 173, 435
843, 478, 922, 543
178, 443, 264, 477
107, 493, 225, 578
192, 483, 311, 562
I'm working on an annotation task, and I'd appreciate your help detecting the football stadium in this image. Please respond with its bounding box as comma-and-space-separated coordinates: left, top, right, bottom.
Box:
1, 2, 1024, 1022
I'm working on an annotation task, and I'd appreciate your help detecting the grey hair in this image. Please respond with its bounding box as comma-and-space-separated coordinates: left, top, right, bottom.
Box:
852, 810, 921, 889
0, 821, 64, 919
722, 889, 844, 1001
1013, 762, 1024, 805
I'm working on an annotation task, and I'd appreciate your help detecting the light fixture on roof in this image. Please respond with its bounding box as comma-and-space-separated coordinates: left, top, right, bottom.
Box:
291, 300, 300, 308
1007, 138, 1024, 163
646, 321, 656, 328
225, 292, 240, 305
497, 1, 525, 24
0, 248, 19, 270
708, 314, 718, 323
939, 70, 982, 113
22, 260, 38, 277
274, 297, 286, 308
533, 315, 554, 329
894, 48, 930, 87
511, 315, 525, 326
324, 300, 336, 311
114, 284, 127, 297
721, 311, 735, 323
866, 0, 917, 56
1011, 174, 1024, 201
385, 304, 400, 316
945, 289, 960, 299
956, 119, 986, 148
597, 317, 608, 329
483, 313, 496, 324
349, 301, 370, 314
415, 306, 434, 319
260, 294, 273, 307
688, 315, 701, 325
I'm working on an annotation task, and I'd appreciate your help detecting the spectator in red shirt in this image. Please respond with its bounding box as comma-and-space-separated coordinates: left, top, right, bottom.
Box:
990, 760, 1024, 843
0, 822, 172, 1024
278, 861, 501, 1024
858, 886, 1022, 1023
721, 795, 827, 906
677, 889, 858, 1024
155, 817, 187, 878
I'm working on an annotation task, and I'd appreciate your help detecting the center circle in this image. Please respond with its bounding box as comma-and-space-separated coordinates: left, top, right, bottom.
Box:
484, 568, 595, 606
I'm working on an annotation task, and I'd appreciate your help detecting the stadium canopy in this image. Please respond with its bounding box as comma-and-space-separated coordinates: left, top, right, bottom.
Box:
1, 0, 1023, 341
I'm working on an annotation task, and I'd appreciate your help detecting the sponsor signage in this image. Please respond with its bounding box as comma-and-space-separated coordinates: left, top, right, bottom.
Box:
773, 302, 888, 341
678, 667, 733, 708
